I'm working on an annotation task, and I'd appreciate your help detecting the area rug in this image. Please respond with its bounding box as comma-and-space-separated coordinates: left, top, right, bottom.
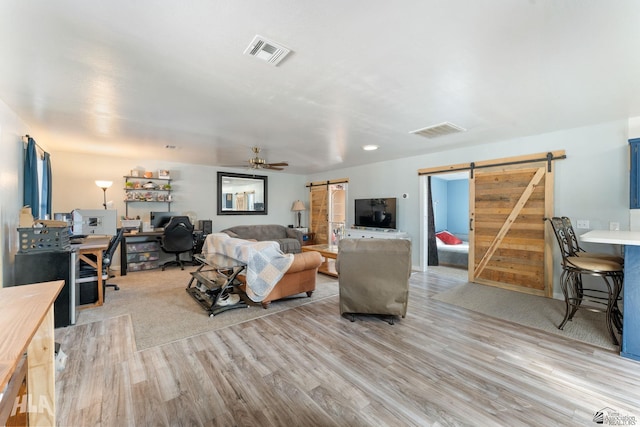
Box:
432, 282, 618, 351
75, 267, 339, 350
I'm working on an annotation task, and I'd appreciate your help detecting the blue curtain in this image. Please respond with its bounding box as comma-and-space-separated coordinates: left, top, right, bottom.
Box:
23, 137, 40, 219
42, 151, 52, 219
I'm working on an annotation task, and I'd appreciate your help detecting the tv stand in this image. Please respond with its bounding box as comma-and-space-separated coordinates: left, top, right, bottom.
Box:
345, 228, 410, 240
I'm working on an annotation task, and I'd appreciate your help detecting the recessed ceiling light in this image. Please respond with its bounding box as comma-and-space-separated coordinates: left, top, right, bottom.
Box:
362, 145, 379, 151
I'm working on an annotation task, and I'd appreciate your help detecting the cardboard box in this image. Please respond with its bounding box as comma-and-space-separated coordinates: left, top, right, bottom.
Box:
19, 206, 33, 227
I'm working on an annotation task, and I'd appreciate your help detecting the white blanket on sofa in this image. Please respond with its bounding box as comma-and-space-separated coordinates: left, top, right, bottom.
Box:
203, 233, 294, 302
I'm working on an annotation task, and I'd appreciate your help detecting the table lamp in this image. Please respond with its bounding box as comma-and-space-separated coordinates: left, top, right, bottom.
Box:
291, 200, 306, 228
95, 180, 113, 209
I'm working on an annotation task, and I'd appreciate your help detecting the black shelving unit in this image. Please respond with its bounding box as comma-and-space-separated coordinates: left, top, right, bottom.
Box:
123, 175, 172, 217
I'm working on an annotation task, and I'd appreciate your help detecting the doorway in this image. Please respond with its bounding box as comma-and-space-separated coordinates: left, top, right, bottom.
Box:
419, 151, 563, 297
429, 172, 470, 271
308, 179, 348, 245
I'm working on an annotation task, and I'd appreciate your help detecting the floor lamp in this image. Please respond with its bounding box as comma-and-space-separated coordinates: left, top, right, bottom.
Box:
95, 180, 113, 209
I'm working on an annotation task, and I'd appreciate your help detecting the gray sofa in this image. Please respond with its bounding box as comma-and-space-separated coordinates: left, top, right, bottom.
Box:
220, 224, 304, 254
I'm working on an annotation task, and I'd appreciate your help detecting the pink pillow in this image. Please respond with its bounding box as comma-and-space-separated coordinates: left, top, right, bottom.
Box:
436, 231, 463, 245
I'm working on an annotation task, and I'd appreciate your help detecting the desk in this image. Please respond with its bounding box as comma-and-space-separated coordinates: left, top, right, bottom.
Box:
581, 230, 640, 361
0, 280, 63, 426
72, 237, 110, 308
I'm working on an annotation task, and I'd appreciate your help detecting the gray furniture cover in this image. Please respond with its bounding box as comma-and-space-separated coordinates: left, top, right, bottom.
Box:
336, 238, 411, 319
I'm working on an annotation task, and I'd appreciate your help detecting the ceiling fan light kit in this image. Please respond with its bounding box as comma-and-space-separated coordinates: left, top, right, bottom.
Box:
226, 146, 289, 171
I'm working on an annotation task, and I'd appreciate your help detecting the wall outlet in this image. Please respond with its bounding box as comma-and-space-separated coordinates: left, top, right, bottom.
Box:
609, 222, 620, 231
576, 220, 590, 229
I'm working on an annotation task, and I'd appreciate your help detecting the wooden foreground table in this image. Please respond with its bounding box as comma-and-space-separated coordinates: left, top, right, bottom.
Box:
0, 280, 63, 426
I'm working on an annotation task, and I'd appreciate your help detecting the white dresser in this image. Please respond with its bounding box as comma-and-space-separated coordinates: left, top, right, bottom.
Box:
344, 228, 410, 240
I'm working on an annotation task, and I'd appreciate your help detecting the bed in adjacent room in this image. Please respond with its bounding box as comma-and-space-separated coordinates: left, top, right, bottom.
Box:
436, 231, 469, 269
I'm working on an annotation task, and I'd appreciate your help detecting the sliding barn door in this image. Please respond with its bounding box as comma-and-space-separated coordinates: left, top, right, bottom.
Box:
308, 179, 349, 245
470, 163, 553, 297
310, 185, 329, 244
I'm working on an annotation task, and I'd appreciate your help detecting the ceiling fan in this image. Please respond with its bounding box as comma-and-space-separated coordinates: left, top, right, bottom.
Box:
227, 147, 289, 171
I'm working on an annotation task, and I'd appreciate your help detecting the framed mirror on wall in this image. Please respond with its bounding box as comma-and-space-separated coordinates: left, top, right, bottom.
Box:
217, 171, 268, 215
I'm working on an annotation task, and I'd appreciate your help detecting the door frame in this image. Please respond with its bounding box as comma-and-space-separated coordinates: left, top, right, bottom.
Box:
418, 151, 565, 293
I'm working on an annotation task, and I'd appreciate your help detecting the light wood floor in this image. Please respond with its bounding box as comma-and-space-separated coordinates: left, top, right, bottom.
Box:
54, 268, 640, 426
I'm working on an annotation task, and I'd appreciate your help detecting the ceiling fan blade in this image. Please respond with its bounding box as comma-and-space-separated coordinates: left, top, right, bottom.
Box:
266, 162, 288, 167
264, 165, 285, 170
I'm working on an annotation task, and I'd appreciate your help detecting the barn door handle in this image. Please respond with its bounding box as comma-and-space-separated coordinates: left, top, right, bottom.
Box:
469, 218, 474, 231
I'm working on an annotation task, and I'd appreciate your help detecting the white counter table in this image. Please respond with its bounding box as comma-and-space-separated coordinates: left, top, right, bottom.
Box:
581, 230, 640, 361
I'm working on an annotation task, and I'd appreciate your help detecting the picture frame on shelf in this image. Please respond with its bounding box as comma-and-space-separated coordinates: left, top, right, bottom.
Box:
158, 169, 170, 180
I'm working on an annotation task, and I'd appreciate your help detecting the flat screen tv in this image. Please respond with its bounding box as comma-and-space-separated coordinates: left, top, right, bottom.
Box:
354, 198, 397, 230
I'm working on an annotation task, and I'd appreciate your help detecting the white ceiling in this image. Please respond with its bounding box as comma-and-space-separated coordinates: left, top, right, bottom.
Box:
1, 1, 640, 174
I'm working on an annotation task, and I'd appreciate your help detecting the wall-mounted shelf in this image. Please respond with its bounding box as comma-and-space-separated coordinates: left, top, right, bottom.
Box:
123, 176, 173, 216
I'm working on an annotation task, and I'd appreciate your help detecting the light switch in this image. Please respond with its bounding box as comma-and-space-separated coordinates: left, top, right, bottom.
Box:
576, 220, 590, 229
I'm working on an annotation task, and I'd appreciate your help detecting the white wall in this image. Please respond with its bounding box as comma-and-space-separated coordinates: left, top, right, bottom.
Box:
307, 120, 630, 297
1, 106, 634, 294
51, 152, 309, 232
0, 99, 31, 287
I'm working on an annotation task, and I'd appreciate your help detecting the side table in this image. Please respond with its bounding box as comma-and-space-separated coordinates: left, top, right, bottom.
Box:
186, 253, 247, 317
301, 232, 316, 246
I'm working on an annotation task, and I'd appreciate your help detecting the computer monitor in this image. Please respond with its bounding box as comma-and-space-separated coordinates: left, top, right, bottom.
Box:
72, 209, 117, 236
150, 211, 179, 229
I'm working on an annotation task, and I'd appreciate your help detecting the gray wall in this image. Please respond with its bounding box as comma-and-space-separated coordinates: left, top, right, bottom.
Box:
0, 99, 34, 287
307, 120, 632, 296
1, 90, 638, 295
51, 152, 309, 233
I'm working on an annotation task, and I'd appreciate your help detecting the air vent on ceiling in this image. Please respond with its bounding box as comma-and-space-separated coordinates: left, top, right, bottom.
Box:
410, 122, 466, 139
244, 35, 292, 66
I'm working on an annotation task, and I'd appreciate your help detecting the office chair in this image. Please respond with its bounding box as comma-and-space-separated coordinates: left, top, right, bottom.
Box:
103, 227, 125, 291
78, 227, 125, 301
160, 216, 197, 270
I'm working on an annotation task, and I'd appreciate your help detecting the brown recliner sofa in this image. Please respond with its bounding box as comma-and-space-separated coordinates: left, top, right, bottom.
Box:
238, 250, 322, 308
336, 238, 411, 323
